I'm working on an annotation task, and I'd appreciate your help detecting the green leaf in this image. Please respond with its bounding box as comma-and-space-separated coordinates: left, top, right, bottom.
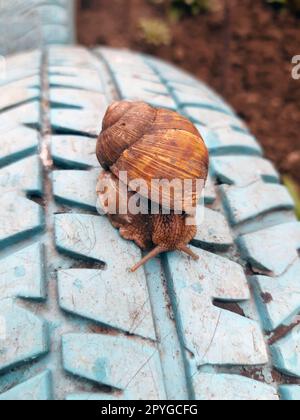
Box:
139, 18, 172, 47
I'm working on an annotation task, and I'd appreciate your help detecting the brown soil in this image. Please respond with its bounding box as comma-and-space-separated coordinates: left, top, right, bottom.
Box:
77, 0, 300, 189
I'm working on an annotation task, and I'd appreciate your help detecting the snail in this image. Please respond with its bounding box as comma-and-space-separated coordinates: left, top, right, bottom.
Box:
96, 101, 209, 272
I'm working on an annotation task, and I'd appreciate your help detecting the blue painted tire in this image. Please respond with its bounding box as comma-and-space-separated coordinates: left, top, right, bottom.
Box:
0, 46, 299, 401
0, 0, 75, 55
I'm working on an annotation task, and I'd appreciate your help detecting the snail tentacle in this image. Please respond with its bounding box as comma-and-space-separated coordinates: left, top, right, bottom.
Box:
130, 246, 164, 273
178, 245, 199, 261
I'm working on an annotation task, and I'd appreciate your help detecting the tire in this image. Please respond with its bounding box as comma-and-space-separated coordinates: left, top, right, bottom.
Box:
0, 0, 75, 56
0, 45, 299, 401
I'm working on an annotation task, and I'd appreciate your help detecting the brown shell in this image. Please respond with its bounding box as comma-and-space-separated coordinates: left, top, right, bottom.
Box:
97, 101, 209, 211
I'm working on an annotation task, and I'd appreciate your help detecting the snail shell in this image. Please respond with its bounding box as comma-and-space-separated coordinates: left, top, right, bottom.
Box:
96, 101, 209, 272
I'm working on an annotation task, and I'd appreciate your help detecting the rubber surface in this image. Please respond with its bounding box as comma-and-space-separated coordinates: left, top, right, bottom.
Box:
0, 1, 75, 55
0, 45, 299, 400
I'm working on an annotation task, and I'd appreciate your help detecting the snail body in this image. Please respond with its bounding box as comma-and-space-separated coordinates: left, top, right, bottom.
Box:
96, 101, 209, 272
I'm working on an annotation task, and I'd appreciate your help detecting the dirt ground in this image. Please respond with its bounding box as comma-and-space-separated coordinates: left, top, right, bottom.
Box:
77, 0, 300, 190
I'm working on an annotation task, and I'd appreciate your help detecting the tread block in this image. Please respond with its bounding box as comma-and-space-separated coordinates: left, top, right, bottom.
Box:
0, 101, 40, 133
51, 136, 98, 169
166, 79, 225, 106
48, 46, 100, 69
251, 260, 300, 331
0, 299, 49, 373
112, 67, 161, 84
0, 155, 43, 195
54, 214, 156, 340
0, 0, 70, 9
0, 85, 39, 111
0, 192, 44, 249
221, 181, 295, 226
50, 88, 108, 110
233, 210, 297, 237
62, 334, 166, 400
164, 77, 213, 93
51, 109, 102, 137
0, 1, 75, 52
106, 64, 177, 109
114, 74, 169, 96
238, 222, 300, 276
193, 206, 234, 251
50, 65, 104, 81
52, 169, 99, 210
184, 106, 247, 132
0, 126, 39, 167
147, 56, 207, 88
211, 156, 280, 186
114, 73, 177, 110
124, 92, 176, 111
0, 76, 40, 90
1, 50, 41, 70
0, 243, 45, 300
271, 325, 300, 378
30, 4, 68, 25
165, 248, 268, 366
172, 89, 234, 115
280, 385, 300, 401
0, 371, 52, 401
0, 51, 41, 86
100, 48, 158, 79
58, 269, 155, 340
193, 373, 279, 401
199, 126, 263, 156
0, 69, 40, 88
49, 71, 104, 92
55, 213, 139, 268
39, 25, 71, 45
